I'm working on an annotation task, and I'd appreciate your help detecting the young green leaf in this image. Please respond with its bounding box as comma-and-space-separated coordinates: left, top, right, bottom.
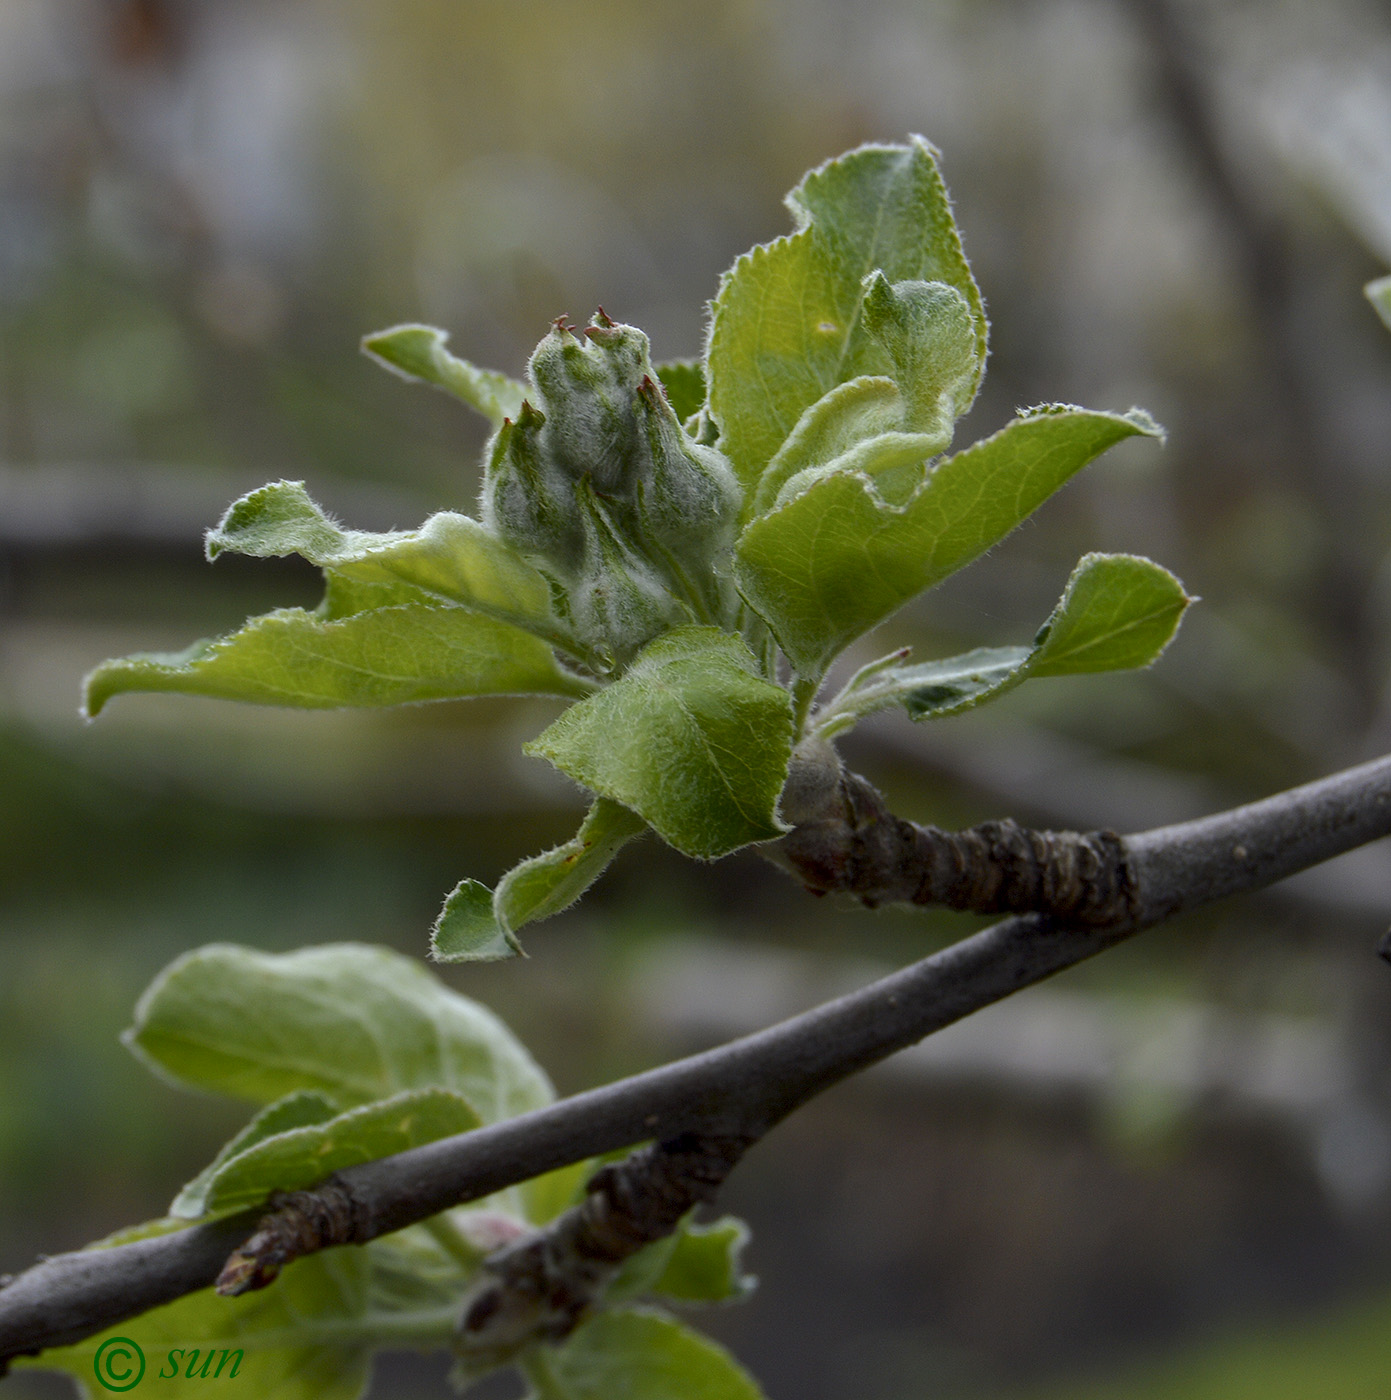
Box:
735, 405, 1163, 679
654, 359, 707, 423
180, 1088, 482, 1219
815, 553, 1191, 735
362, 323, 527, 427
83, 602, 589, 716
524, 628, 793, 859
860, 271, 978, 437
1025, 551, 1193, 678
748, 376, 900, 517
494, 798, 647, 933
125, 943, 554, 1123
171, 1090, 338, 1219
206, 481, 568, 645
1367, 275, 1391, 331
432, 878, 521, 963
522, 1308, 765, 1400
707, 137, 985, 515
22, 1224, 465, 1400
603, 1214, 753, 1307
648, 1217, 754, 1304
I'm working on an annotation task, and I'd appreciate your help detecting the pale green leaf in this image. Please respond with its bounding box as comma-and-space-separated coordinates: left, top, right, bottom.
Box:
524, 1308, 765, 1400
654, 359, 707, 423
125, 943, 554, 1122
524, 628, 793, 859
1026, 551, 1193, 678
205, 481, 568, 645
748, 376, 900, 517
860, 271, 978, 436
605, 1212, 753, 1306
495, 798, 647, 932
21, 1225, 465, 1400
186, 1088, 482, 1218
735, 405, 1163, 678
1367, 275, 1391, 331
432, 878, 520, 963
171, 1090, 337, 1218
362, 323, 527, 427
83, 602, 588, 716
815, 553, 1190, 735
707, 137, 985, 514
629, 1216, 753, 1305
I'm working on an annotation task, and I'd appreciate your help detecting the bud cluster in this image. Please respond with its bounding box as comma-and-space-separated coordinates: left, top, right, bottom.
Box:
481, 312, 741, 669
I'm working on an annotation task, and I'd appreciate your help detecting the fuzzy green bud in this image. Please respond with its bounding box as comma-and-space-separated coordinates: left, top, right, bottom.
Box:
568, 478, 691, 666
480, 311, 744, 662
631, 375, 741, 620
482, 400, 584, 570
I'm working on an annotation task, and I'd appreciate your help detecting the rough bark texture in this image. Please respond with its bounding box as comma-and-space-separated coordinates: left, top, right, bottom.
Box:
217, 1184, 371, 1296
455, 1134, 749, 1371
775, 743, 1138, 924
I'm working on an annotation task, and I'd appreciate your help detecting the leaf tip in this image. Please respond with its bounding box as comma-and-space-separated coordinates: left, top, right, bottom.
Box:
431, 878, 523, 962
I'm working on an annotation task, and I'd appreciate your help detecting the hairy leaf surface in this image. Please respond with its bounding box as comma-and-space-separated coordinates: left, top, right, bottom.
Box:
126, 943, 553, 1123
171, 1090, 338, 1218
817, 553, 1190, 734
495, 799, 647, 931
525, 628, 792, 858
205, 480, 566, 643
83, 603, 587, 715
707, 137, 984, 514
432, 879, 521, 963
735, 406, 1162, 677
177, 1088, 482, 1218
362, 323, 527, 426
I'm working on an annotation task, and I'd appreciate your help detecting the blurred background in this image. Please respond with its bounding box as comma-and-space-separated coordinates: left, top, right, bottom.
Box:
3, 0, 1391, 1396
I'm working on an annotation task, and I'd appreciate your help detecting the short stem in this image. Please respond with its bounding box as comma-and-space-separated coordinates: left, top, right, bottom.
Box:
791, 674, 820, 735
520, 1346, 568, 1399
422, 1215, 483, 1273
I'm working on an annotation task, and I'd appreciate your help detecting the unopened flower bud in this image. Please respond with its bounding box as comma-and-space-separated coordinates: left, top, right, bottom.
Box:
567, 478, 689, 665
481, 401, 584, 570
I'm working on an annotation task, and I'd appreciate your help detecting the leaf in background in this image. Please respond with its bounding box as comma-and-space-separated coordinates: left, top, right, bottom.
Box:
21, 1223, 464, 1400
523, 1308, 765, 1400
525, 628, 792, 859
126, 943, 554, 1123
205, 481, 565, 644
707, 137, 985, 514
650, 1217, 755, 1304
1366, 275, 1391, 331
608, 1216, 755, 1306
361, 323, 527, 427
186, 1088, 482, 1218
82, 602, 589, 716
654, 359, 707, 423
815, 553, 1191, 735
172, 1090, 338, 1218
735, 405, 1162, 678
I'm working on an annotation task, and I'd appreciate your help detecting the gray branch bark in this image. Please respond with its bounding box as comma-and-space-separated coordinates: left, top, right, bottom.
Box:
6, 750, 1391, 1367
